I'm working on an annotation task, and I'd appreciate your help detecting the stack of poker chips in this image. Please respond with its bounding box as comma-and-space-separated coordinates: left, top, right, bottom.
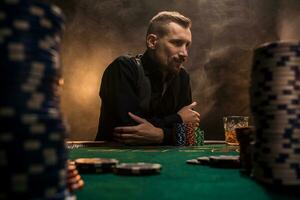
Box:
113, 162, 162, 176
186, 155, 240, 168
72, 157, 162, 176
250, 41, 300, 186
236, 127, 255, 175
75, 158, 119, 174
67, 160, 84, 192
174, 123, 204, 146
0, 0, 72, 199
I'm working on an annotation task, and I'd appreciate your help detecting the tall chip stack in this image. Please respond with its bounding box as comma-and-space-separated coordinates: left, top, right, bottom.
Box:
0, 0, 72, 199
174, 123, 204, 146
250, 41, 300, 187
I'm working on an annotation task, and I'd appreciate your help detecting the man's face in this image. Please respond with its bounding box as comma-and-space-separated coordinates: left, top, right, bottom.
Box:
152, 22, 192, 74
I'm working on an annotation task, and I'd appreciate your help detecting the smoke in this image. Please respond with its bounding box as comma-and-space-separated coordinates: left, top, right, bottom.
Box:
277, 0, 300, 41
188, 0, 278, 139
50, 0, 299, 140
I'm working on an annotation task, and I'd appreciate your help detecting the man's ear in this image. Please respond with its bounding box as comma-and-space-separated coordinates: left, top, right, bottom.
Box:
146, 34, 158, 49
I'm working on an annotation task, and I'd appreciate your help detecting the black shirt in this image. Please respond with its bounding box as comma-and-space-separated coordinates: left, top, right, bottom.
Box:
96, 51, 192, 144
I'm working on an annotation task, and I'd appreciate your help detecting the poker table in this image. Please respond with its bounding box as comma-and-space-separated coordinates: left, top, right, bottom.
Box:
67, 141, 298, 200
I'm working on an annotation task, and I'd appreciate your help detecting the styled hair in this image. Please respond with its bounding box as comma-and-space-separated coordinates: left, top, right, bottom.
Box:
147, 11, 192, 37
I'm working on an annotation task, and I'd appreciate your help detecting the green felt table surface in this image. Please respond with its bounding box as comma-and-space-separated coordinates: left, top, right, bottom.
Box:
68, 142, 298, 200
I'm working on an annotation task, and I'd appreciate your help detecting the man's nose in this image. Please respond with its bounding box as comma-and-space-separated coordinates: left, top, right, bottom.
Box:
179, 46, 188, 59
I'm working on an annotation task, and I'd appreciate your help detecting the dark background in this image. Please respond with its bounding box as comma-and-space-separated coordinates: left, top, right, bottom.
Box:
47, 0, 300, 140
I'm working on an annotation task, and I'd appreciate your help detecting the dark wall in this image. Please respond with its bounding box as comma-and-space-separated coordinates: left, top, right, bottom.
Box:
49, 0, 300, 140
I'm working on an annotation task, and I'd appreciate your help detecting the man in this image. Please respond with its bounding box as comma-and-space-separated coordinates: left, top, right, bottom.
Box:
96, 11, 200, 145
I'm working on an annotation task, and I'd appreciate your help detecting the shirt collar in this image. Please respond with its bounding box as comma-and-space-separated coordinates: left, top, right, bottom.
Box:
140, 51, 176, 83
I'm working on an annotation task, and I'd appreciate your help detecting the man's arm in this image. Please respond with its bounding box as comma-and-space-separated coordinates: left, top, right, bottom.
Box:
114, 112, 164, 145
113, 102, 200, 145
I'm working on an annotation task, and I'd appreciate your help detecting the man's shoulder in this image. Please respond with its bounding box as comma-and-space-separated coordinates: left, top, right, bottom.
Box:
112, 54, 137, 65
104, 54, 141, 76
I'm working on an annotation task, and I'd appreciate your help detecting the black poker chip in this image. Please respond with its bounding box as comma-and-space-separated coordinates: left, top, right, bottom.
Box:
186, 156, 239, 168
75, 158, 119, 173
209, 155, 240, 168
186, 157, 210, 165
113, 162, 162, 176
186, 159, 201, 165
197, 156, 210, 165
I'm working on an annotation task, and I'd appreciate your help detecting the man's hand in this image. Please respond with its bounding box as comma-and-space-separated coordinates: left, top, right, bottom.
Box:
113, 112, 164, 145
177, 102, 200, 127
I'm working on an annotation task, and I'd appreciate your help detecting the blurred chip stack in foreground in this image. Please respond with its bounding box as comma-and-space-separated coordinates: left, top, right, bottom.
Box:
0, 0, 72, 199
250, 41, 300, 187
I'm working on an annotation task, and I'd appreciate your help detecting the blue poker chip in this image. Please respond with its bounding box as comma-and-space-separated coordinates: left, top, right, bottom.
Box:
254, 141, 300, 150
256, 138, 300, 145
253, 63, 300, 73
256, 125, 300, 134
175, 123, 186, 146
251, 101, 300, 109
1, 85, 59, 96
253, 158, 300, 168
251, 111, 300, 119
250, 95, 300, 102
255, 67, 300, 76
253, 154, 300, 163
1, 68, 60, 83
255, 152, 300, 160
0, 39, 60, 51
251, 98, 300, 107
253, 161, 300, 172
1, 51, 60, 63
0, 1, 65, 25
253, 79, 300, 87
254, 127, 299, 138
0, 20, 63, 37
253, 163, 300, 173
255, 125, 300, 133
251, 103, 300, 112
1, 118, 68, 133
255, 132, 300, 140
1, 60, 61, 74
0, 34, 61, 47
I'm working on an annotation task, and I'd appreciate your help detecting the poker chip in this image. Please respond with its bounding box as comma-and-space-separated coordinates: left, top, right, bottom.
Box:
67, 160, 84, 192
75, 158, 119, 173
236, 127, 255, 175
250, 40, 300, 186
185, 123, 195, 146
209, 155, 240, 168
69, 179, 84, 191
195, 127, 205, 146
186, 155, 240, 168
113, 162, 162, 176
186, 159, 201, 165
196, 156, 210, 165
174, 123, 186, 146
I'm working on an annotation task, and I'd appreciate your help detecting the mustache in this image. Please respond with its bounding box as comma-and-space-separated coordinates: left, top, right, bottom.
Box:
174, 56, 187, 63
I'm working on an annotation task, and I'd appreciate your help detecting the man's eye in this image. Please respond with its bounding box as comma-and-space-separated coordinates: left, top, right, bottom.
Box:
172, 40, 183, 46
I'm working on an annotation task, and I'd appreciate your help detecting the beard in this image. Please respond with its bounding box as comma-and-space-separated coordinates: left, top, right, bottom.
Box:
167, 58, 183, 74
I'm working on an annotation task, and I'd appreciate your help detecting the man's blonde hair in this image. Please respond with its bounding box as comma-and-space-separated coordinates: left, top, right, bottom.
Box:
147, 11, 192, 37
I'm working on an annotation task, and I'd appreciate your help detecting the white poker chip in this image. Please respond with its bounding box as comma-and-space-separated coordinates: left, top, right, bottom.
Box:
113, 162, 162, 175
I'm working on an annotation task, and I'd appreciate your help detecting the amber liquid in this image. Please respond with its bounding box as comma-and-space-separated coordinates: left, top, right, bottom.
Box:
225, 130, 239, 145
